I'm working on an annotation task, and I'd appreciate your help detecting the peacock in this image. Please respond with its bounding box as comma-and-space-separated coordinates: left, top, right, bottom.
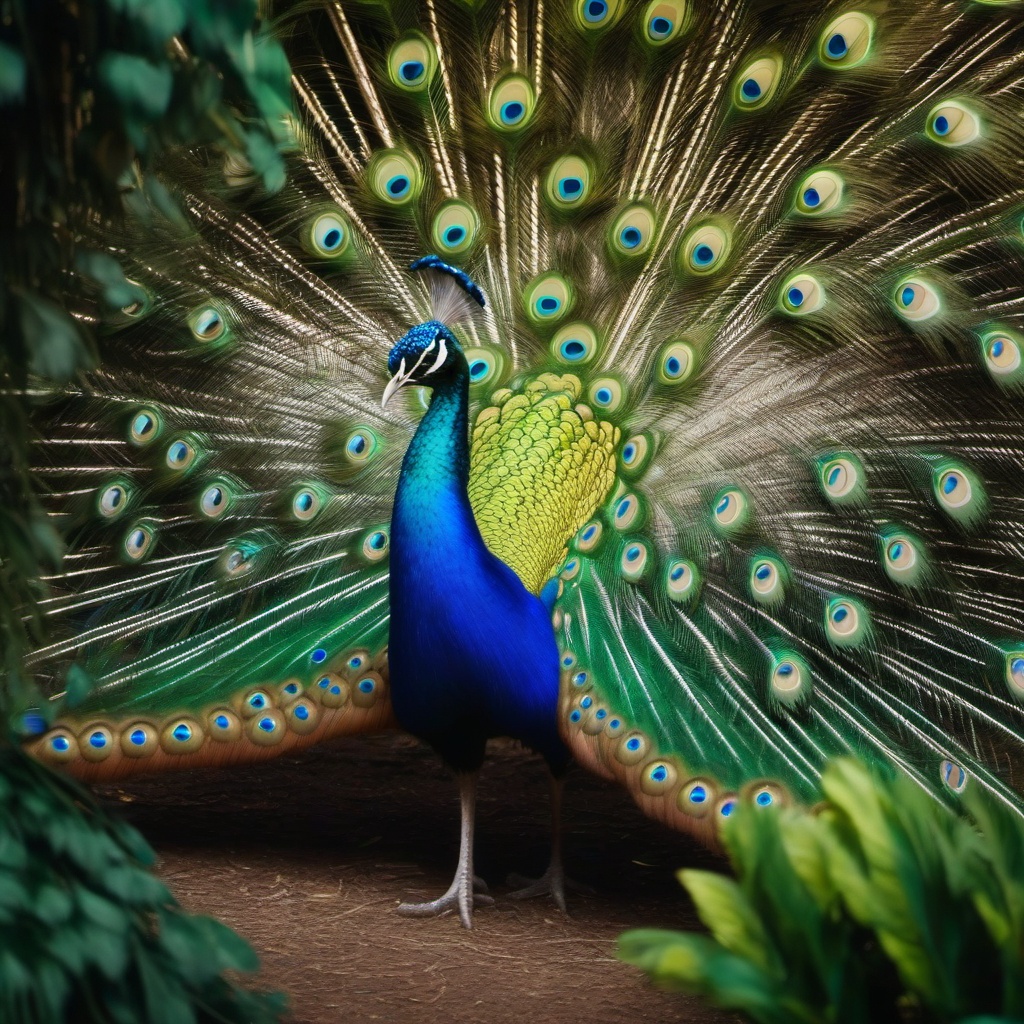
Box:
20, 0, 1024, 930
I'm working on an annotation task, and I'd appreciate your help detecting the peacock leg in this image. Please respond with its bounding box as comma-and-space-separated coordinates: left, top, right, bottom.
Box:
397, 771, 494, 928
508, 773, 590, 912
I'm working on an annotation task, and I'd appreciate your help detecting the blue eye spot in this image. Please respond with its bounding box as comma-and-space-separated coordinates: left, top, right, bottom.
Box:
581, 695, 593, 709
889, 543, 904, 561
595, 708, 607, 720
565, 559, 578, 572
560, 339, 586, 360
616, 499, 631, 518
399, 60, 424, 82
609, 718, 621, 729
249, 694, 266, 709
558, 177, 583, 199
828, 466, 842, 486
720, 799, 736, 817
329, 684, 342, 696
500, 100, 525, 125
582, 525, 596, 541
623, 443, 636, 462
666, 356, 681, 376
1012, 657, 1024, 675
803, 187, 820, 208
943, 474, 959, 495
788, 287, 805, 307
358, 678, 375, 694
827, 33, 848, 58
322, 228, 342, 250
294, 704, 310, 721
756, 791, 773, 806
832, 606, 848, 623
755, 564, 772, 581
283, 682, 299, 695
258, 716, 276, 733
651, 765, 668, 782
689, 785, 707, 804
570, 709, 582, 722
444, 226, 466, 246
172, 723, 192, 742
620, 226, 642, 248
317, 676, 330, 689
741, 78, 761, 100
89, 732, 107, 749
900, 286, 915, 306
295, 492, 313, 512
347, 435, 367, 456
670, 565, 685, 581
934, 114, 949, 135
626, 737, 641, 751
311, 648, 328, 664
214, 715, 230, 729
584, 0, 608, 22
369, 531, 387, 550
777, 663, 794, 677
539, 296, 561, 313
52, 735, 70, 753
626, 545, 641, 561
386, 175, 410, 197
348, 656, 364, 670
693, 244, 715, 265
470, 360, 489, 380
168, 441, 188, 464
596, 387, 612, 404
716, 495, 731, 514
133, 413, 154, 436
649, 15, 673, 38
992, 339, 1005, 358
572, 671, 589, 686
130, 729, 146, 746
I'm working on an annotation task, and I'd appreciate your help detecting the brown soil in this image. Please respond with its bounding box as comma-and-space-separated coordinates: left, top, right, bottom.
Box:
96, 733, 739, 1024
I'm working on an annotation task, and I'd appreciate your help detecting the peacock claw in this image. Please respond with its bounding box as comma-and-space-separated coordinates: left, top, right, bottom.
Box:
397, 883, 495, 928
507, 868, 594, 914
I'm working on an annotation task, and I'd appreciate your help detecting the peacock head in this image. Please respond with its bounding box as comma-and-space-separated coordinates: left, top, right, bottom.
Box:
382, 320, 464, 406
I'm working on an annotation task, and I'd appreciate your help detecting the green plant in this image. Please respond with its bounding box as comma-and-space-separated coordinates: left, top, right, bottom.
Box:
620, 759, 1024, 1024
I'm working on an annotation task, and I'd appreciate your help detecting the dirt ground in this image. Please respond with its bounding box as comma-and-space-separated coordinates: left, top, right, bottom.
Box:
95, 733, 739, 1024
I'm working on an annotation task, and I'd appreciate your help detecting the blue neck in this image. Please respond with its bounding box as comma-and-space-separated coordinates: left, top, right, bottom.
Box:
391, 371, 478, 554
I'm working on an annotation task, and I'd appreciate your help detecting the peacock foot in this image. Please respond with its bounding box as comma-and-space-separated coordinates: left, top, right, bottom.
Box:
507, 866, 594, 914
397, 874, 494, 929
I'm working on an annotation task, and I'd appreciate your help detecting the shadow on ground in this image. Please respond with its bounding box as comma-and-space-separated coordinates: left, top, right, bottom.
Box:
96, 732, 739, 1024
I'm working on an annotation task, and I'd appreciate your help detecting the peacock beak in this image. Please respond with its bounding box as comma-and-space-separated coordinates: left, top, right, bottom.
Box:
381, 357, 410, 408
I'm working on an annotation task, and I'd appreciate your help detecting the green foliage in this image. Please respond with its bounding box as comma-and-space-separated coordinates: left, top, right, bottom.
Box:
620, 759, 1024, 1024
0, 0, 293, 725
0, 746, 285, 1023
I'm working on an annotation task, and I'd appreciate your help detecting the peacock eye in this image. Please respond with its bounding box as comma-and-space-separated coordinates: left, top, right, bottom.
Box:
795, 169, 844, 215
369, 149, 423, 205
432, 200, 479, 254
200, 480, 233, 518
781, 273, 825, 314
189, 304, 232, 345
576, 0, 621, 28
305, 210, 351, 258
927, 101, 980, 146
733, 56, 782, 110
525, 272, 574, 324
463, 347, 504, 387
818, 13, 874, 68
643, 1, 685, 44
546, 155, 593, 208
388, 34, 437, 92
894, 279, 941, 321
98, 482, 131, 518
656, 340, 696, 385
488, 75, 536, 131
123, 523, 155, 562
610, 204, 656, 256
291, 487, 322, 521
681, 224, 731, 275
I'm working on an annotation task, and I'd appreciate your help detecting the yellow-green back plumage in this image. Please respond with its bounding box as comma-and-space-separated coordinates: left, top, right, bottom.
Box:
21, 0, 1024, 844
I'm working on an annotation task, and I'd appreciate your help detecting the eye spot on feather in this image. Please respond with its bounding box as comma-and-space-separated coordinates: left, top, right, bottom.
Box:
795, 169, 844, 216
641, 760, 677, 795
894, 279, 940, 321
880, 528, 928, 586
933, 464, 981, 521
352, 671, 385, 708
369, 150, 423, 206
189, 305, 229, 344
940, 759, 967, 793
303, 210, 351, 259
247, 710, 285, 746
749, 557, 785, 604
666, 558, 701, 604
712, 488, 748, 531
980, 329, 1023, 384
825, 597, 869, 647
820, 457, 861, 501
781, 273, 825, 314
682, 224, 730, 275
570, 670, 591, 691
610, 204, 656, 256
546, 156, 593, 208
219, 542, 257, 578
199, 479, 234, 519
208, 710, 241, 741
576, 0, 621, 28
644, 1, 686, 44
98, 482, 131, 519
770, 653, 811, 708
615, 732, 650, 765
314, 673, 350, 708
619, 434, 651, 477
589, 377, 623, 412
291, 486, 325, 521
129, 408, 162, 445
41, 730, 78, 764
118, 723, 157, 757
344, 427, 380, 466
551, 323, 598, 365
525, 272, 574, 324
576, 519, 604, 554
561, 557, 581, 582
432, 200, 480, 255
388, 34, 437, 91
752, 783, 785, 808
619, 540, 649, 581
680, 779, 712, 809
77, 725, 114, 762
287, 699, 319, 734
488, 75, 536, 131
1005, 653, 1024, 700
612, 493, 645, 531
159, 718, 203, 754
165, 438, 197, 471
927, 101, 980, 146
818, 13, 873, 68
123, 523, 155, 562
733, 56, 781, 109
361, 528, 390, 562
717, 796, 738, 818
656, 340, 696, 385
561, 652, 577, 669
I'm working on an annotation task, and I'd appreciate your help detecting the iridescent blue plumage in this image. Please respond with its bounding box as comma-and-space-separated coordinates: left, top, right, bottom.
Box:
382, 266, 567, 925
